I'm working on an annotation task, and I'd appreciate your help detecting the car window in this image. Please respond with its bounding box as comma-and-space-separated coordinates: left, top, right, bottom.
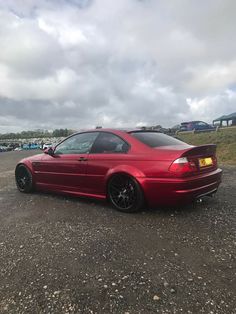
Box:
54, 132, 99, 155
90, 132, 129, 154
130, 132, 185, 147
197, 121, 207, 126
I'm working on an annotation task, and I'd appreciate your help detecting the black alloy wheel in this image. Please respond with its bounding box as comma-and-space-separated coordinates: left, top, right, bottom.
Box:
108, 174, 144, 212
15, 165, 34, 193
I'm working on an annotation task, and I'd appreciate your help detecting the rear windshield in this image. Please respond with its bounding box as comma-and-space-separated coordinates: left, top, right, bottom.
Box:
130, 132, 185, 147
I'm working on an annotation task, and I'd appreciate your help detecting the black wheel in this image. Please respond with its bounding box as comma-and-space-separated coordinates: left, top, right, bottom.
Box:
15, 165, 34, 193
108, 174, 144, 213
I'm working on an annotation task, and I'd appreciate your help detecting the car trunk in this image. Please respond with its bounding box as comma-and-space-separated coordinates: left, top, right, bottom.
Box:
155, 144, 218, 177
180, 144, 217, 173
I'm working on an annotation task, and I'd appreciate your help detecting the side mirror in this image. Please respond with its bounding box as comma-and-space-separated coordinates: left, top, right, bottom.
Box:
44, 147, 54, 156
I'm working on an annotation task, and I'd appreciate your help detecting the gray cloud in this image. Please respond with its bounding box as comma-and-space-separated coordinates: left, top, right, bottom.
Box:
0, 0, 236, 133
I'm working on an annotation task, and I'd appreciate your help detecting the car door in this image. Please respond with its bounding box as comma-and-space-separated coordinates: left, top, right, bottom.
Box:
33, 132, 99, 192
86, 132, 130, 196
196, 121, 208, 130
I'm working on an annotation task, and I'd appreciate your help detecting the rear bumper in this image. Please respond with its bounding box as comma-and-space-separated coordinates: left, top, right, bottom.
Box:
139, 168, 222, 206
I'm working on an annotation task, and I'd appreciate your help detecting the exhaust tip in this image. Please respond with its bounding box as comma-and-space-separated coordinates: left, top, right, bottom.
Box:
196, 198, 203, 203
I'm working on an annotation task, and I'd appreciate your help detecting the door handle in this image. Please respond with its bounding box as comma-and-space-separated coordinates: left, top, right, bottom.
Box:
78, 157, 88, 161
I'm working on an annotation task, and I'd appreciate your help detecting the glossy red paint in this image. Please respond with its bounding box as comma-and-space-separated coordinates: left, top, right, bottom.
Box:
16, 129, 222, 208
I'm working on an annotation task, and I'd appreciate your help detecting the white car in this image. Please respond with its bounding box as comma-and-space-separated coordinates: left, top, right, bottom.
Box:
42, 143, 53, 150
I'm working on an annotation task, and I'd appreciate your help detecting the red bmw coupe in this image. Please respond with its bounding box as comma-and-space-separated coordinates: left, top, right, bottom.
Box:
15, 129, 222, 212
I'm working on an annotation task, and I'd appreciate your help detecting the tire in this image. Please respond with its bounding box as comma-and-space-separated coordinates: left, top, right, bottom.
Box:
15, 164, 34, 193
107, 174, 144, 213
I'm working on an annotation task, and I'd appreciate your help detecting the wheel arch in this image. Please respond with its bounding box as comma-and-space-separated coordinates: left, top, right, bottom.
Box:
15, 162, 34, 175
15, 162, 35, 193
105, 165, 146, 198
15, 162, 35, 185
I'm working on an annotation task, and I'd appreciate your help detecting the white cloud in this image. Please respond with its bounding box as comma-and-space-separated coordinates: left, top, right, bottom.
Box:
186, 61, 236, 94
0, 0, 236, 132
187, 90, 236, 123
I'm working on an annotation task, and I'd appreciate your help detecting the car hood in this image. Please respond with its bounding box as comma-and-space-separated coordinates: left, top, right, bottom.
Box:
20, 153, 43, 163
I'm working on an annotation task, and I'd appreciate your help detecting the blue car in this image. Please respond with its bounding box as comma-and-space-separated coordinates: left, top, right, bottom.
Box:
22, 143, 40, 150
180, 121, 215, 132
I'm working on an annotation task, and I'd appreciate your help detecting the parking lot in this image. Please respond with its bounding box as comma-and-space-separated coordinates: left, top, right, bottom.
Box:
0, 150, 235, 313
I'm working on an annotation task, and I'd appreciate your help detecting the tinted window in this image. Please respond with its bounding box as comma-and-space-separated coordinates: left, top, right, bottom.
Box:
130, 132, 185, 147
197, 121, 207, 126
91, 132, 129, 154
54, 132, 99, 154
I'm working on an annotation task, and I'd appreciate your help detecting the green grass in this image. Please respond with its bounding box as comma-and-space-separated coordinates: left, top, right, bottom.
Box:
177, 127, 236, 165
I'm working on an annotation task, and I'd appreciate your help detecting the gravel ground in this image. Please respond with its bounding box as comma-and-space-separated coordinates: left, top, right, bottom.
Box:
0, 150, 235, 314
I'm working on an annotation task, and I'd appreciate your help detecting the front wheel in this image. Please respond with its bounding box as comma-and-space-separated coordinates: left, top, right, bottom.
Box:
108, 174, 144, 213
15, 165, 34, 193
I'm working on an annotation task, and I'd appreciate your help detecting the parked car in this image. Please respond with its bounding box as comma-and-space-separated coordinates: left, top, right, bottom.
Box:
15, 129, 222, 212
169, 124, 181, 134
0, 145, 8, 152
42, 143, 53, 150
22, 143, 40, 150
180, 121, 215, 132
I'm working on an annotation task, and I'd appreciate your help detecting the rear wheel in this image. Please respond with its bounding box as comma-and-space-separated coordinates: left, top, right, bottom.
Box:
15, 165, 34, 193
108, 174, 144, 213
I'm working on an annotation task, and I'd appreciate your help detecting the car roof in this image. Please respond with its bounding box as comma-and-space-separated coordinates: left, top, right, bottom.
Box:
181, 121, 203, 124
57, 128, 164, 153
73, 128, 161, 135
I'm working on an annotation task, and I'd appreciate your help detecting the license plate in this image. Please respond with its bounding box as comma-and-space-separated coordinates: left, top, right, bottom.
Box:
199, 157, 213, 167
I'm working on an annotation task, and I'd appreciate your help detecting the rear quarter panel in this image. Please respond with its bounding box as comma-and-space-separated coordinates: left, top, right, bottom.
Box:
86, 152, 174, 196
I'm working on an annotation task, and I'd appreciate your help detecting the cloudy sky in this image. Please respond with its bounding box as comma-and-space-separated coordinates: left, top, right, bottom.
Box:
0, 0, 236, 133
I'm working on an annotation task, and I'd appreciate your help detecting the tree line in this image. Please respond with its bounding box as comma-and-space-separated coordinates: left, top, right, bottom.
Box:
0, 129, 74, 140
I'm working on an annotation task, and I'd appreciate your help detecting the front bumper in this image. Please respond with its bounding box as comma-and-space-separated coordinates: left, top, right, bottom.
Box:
138, 168, 222, 206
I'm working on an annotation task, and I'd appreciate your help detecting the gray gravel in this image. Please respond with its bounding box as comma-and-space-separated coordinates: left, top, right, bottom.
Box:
0, 150, 235, 313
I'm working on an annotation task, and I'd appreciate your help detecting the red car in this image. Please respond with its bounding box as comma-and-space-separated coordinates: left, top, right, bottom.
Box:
15, 129, 222, 212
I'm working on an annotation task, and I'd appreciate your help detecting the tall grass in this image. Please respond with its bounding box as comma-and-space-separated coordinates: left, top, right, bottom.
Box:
177, 127, 236, 165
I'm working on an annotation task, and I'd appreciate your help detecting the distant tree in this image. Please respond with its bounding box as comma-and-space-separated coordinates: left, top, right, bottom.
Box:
52, 128, 72, 137
0, 128, 74, 140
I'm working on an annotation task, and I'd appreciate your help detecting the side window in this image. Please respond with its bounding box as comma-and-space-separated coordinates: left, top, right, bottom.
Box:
54, 132, 99, 155
90, 132, 129, 154
196, 121, 207, 126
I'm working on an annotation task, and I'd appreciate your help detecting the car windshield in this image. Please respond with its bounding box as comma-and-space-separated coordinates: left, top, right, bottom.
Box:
130, 132, 185, 147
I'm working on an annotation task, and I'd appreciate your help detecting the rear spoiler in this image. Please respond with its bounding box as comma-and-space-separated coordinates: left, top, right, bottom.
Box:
181, 144, 217, 157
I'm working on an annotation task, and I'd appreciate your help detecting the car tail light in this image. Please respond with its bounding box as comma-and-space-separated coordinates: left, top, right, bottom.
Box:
212, 156, 218, 168
169, 157, 198, 177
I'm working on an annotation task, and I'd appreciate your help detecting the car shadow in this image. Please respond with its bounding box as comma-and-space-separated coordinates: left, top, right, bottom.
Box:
34, 190, 217, 217
148, 195, 218, 216
35, 190, 110, 209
